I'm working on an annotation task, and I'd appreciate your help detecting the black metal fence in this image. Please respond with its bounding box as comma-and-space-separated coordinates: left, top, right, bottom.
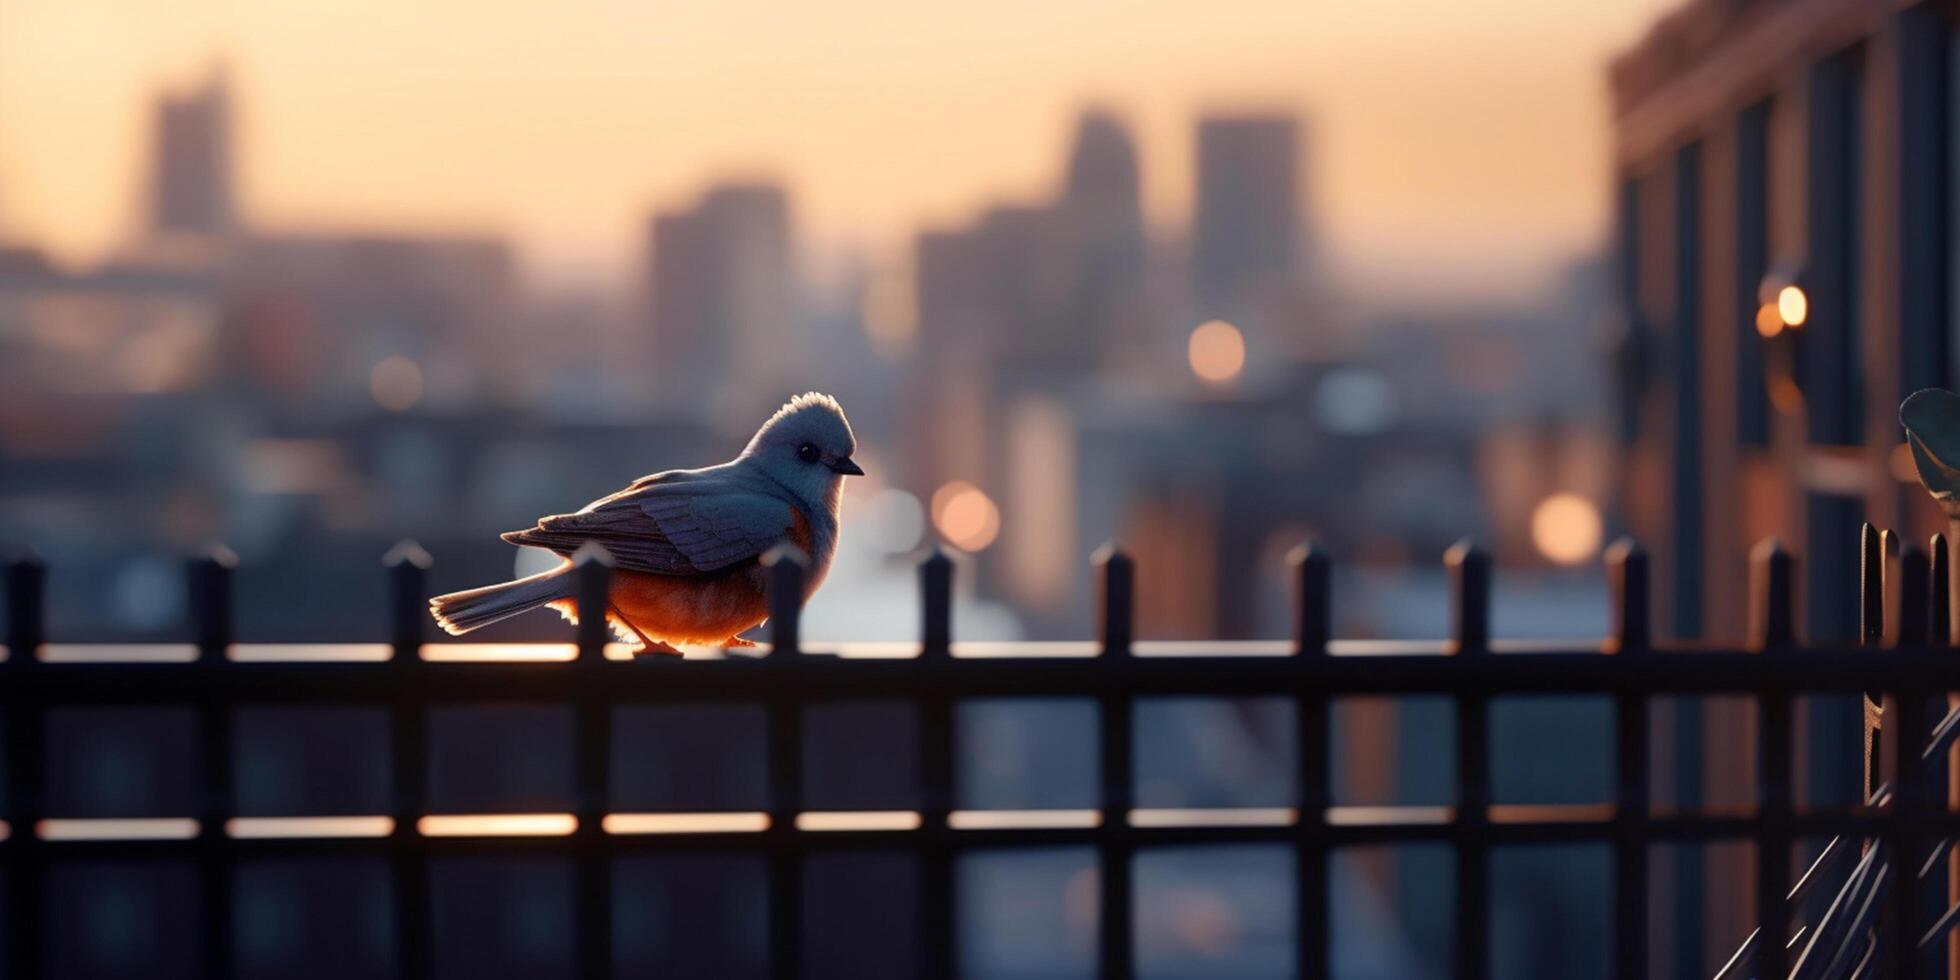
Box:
2, 528, 1959, 979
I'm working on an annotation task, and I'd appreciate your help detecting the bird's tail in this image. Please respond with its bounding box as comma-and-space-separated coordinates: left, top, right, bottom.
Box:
429, 566, 574, 635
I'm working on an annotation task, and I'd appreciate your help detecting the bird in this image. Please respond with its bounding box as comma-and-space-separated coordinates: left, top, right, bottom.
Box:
429, 392, 863, 656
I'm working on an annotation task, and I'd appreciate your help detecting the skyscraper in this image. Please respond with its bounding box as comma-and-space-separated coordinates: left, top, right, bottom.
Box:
1193, 115, 1301, 320
645, 182, 797, 409
1058, 109, 1146, 361
150, 67, 236, 240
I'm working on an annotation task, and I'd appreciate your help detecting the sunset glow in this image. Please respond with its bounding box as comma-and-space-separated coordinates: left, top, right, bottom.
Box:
0, 0, 1674, 299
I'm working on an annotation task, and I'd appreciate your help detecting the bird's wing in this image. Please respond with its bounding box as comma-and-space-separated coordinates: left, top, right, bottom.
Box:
502, 478, 796, 575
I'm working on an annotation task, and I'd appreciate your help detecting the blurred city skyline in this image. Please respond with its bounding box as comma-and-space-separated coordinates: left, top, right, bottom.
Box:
1, 0, 1670, 303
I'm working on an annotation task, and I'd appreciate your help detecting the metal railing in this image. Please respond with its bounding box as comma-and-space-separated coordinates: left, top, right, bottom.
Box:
2, 527, 1959, 979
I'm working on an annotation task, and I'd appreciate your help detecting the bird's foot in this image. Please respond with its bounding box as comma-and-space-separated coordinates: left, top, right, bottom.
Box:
632, 640, 686, 658
721, 636, 758, 649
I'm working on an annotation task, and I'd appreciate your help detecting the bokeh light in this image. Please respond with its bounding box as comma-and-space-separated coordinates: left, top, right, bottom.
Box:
369, 355, 424, 412
1755, 302, 1784, 338
931, 480, 1001, 552
1530, 493, 1603, 566
1776, 285, 1808, 328
1187, 320, 1245, 385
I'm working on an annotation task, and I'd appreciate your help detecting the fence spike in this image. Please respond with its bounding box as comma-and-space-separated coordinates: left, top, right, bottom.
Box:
1604, 537, 1649, 654
762, 542, 808, 657
1092, 542, 1134, 657
188, 545, 236, 662
1445, 539, 1489, 655
5, 549, 46, 660
570, 542, 613, 661
1750, 538, 1795, 650
1288, 542, 1330, 657
1931, 534, 1951, 648
384, 540, 432, 660
920, 547, 953, 659
1897, 544, 1930, 647
1861, 523, 1885, 647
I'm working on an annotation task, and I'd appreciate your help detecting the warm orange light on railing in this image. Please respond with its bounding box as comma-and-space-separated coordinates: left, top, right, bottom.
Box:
227, 816, 395, 838
603, 812, 769, 834
794, 811, 922, 832
417, 813, 577, 836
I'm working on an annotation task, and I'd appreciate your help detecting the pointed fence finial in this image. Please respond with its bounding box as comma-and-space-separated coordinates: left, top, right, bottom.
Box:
189, 544, 237, 662
762, 542, 809, 657
1287, 542, 1330, 656
1445, 539, 1489, 655
1749, 538, 1795, 650
1092, 542, 1133, 657
1604, 537, 1649, 654
570, 542, 613, 661
384, 540, 432, 659
920, 547, 953, 660
5, 549, 46, 659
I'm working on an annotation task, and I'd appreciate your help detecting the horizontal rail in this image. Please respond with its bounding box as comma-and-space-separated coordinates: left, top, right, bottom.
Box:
0, 644, 1953, 703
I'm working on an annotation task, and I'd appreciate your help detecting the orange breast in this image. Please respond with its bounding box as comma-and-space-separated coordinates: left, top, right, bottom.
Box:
603, 566, 770, 646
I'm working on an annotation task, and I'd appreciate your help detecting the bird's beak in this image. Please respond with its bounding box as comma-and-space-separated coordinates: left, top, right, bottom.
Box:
827, 456, 865, 476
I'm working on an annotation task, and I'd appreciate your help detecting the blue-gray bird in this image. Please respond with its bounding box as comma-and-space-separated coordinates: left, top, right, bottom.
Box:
429, 393, 862, 655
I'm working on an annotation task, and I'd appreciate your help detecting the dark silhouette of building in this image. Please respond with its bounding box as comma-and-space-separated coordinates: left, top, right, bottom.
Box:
645, 183, 797, 412
150, 67, 236, 240
1193, 115, 1301, 322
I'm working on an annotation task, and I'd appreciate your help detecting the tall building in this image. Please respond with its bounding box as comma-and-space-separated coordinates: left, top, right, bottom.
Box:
1057, 110, 1147, 362
645, 183, 797, 411
150, 67, 236, 240
1192, 115, 1302, 321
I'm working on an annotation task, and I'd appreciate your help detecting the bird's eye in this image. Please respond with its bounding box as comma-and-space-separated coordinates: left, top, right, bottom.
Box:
797, 443, 820, 463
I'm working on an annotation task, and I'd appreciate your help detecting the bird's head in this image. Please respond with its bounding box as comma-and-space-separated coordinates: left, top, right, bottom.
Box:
744, 392, 863, 508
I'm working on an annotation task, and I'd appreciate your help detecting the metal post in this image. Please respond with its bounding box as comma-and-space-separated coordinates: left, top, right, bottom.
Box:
190, 546, 237, 979
1445, 540, 1490, 980
5, 551, 46, 980
383, 542, 432, 979
1605, 538, 1650, 980
571, 543, 613, 980
1752, 539, 1796, 980
918, 548, 956, 978
1888, 543, 1938, 980
763, 544, 808, 980
1289, 543, 1331, 980
1093, 543, 1134, 980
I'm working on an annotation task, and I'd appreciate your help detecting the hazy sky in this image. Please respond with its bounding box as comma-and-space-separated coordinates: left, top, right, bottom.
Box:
0, 0, 1672, 301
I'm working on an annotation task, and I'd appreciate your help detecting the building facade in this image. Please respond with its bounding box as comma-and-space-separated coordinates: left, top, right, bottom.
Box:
1611, 0, 1955, 972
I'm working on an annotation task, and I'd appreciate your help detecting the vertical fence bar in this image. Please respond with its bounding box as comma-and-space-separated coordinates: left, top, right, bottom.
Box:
383, 542, 432, 979
1861, 525, 1887, 805
1889, 543, 1931, 980
189, 546, 236, 979
1093, 543, 1134, 980
1932, 534, 1959, 980
1751, 539, 1795, 980
1445, 540, 1490, 980
5, 551, 46, 980
763, 544, 808, 980
1289, 543, 1331, 980
570, 543, 613, 980
1604, 539, 1650, 980
918, 549, 956, 978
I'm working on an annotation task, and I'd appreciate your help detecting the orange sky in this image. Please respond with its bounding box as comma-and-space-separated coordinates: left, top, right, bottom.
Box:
0, 0, 1673, 301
